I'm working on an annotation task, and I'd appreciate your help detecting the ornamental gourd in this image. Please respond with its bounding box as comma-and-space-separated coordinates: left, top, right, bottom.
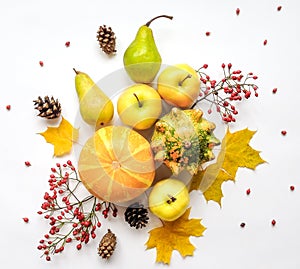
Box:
78, 126, 155, 203
150, 107, 220, 175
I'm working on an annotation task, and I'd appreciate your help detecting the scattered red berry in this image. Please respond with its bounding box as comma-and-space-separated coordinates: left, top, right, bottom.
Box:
39, 61, 44, 67
277, 6, 282, 11
263, 39, 268, 46
272, 88, 277, 94
246, 188, 251, 195
65, 41, 70, 47
240, 222, 246, 228
281, 130, 287, 136
23, 217, 29, 223
25, 161, 31, 167
205, 31, 211, 36
236, 8, 240, 16
290, 185, 295, 191
271, 219, 276, 226
6, 105, 11, 110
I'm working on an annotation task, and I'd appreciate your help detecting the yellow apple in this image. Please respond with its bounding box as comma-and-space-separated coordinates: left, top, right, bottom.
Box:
148, 178, 190, 221
117, 84, 162, 130
157, 64, 200, 108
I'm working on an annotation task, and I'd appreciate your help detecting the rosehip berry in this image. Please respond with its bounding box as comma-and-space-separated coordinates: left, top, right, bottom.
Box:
6, 105, 11, 110
76, 243, 82, 250
277, 6, 282, 11
240, 222, 246, 228
236, 8, 240, 15
65, 41, 70, 47
281, 130, 287, 136
271, 219, 276, 226
272, 88, 277, 94
25, 161, 31, 167
290, 185, 295, 191
23, 217, 29, 223
263, 39, 268, 46
39, 61, 44, 67
205, 31, 211, 36
246, 188, 251, 195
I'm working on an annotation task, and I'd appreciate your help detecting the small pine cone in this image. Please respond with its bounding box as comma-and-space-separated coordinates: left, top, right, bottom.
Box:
124, 202, 149, 229
33, 96, 61, 119
98, 229, 117, 259
96, 25, 116, 55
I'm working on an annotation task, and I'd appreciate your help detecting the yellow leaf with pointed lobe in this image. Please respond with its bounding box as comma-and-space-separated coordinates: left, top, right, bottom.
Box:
189, 128, 266, 205
145, 208, 206, 264
39, 117, 79, 157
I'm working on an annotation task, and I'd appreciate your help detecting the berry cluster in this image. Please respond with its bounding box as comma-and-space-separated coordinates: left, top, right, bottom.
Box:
36, 161, 118, 261
192, 63, 259, 123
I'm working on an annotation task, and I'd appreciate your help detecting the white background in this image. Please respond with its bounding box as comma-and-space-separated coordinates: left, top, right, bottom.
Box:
1, 0, 300, 268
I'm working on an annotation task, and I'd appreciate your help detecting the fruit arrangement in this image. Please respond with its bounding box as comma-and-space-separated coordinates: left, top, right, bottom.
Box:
34, 14, 264, 265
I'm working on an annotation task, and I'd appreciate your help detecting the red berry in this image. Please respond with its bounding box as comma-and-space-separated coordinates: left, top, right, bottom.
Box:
281, 130, 287, 136
76, 243, 82, 250
65, 41, 70, 47
277, 6, 282, 11
39, 61, 44, 67
240, 222, 246, 228
205, 31, 211, 36
6, 105, 11, 110
228, 63, 232, 69
46, 256, 51, 261
25, 161, 31, 167
246, 188, 251, 195
290, 185, 295, 191
263, 39, 268, 46
271, 219, 276, 226
203, 64, 208, 69
23, 217, 29, 223
236, 8, 240, 15
272, 88, 277, 94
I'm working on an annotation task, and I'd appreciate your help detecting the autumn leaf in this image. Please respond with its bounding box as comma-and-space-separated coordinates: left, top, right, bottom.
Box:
189, 128, 266, 205
39, 117, 79, 157
145, 208, 206, 264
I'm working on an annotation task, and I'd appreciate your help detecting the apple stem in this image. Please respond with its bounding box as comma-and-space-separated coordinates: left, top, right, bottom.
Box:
178, 74, 192, 86
133, 93, 143, 108
166, 195, 177, 204
73, 68, 79, 74
145, 15, 173, 27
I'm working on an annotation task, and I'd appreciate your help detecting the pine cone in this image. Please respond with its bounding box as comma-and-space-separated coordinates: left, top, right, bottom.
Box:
98, 229, 117, 259
33, 96, 61, 119
96, 25, 116, 55
124, 202, 149, 229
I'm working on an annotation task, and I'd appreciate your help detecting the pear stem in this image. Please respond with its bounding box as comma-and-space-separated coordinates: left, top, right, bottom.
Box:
166, 194, 177, 204
145, 15, 173, 27
178, 74, 192, 86
133, 93, 143, 108
73, 68, 79, 74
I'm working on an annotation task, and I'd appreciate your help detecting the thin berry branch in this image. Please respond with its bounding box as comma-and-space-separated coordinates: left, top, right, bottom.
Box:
36, 161, 118, 261
192, 63, 259, 123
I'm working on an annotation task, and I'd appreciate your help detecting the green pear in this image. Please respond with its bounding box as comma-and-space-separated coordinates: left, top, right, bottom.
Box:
73, 68, 114, 129
123, 15, 173, 84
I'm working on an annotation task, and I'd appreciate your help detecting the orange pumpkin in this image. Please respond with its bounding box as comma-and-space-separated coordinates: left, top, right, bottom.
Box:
78, 125, 155, 203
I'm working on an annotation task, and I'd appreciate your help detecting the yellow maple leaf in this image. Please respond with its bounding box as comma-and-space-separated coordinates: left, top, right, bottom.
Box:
39, 117, 79, 157
145, 208, 206, 264
189, 128, 266, 205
